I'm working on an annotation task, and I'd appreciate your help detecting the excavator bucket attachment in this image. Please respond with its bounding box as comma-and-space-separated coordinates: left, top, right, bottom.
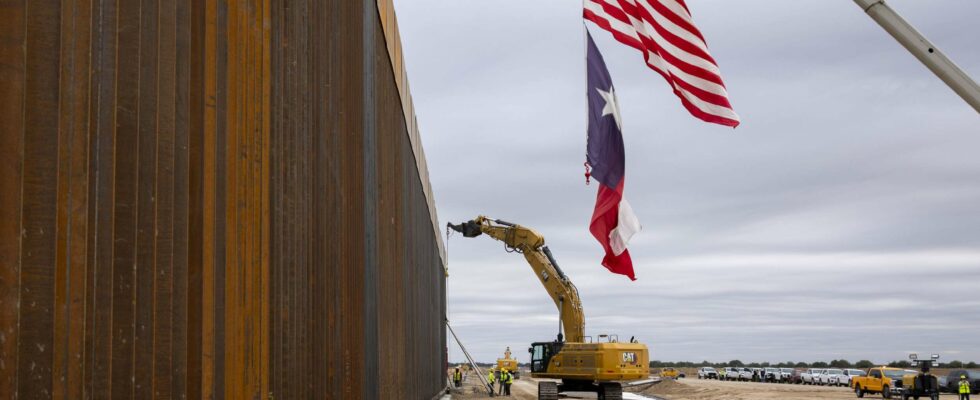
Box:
448, 221, 483, 238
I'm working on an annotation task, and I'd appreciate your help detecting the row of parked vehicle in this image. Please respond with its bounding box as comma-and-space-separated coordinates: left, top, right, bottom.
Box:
696, 366, 868, 386
695, 366, 980, 398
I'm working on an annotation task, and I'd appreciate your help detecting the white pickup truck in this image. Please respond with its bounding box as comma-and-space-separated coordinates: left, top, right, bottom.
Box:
776, 368, 794, 383
819, 369, 843, 385
697, 367, 718, 380
737, 368, 754, 381
801, 368, 825, 385
722, 367, 740, 381
764, 368, 780, 382
836, 368, 866, 387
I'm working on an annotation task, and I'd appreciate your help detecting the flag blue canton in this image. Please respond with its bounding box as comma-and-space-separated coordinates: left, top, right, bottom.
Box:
586, 30, 625, 189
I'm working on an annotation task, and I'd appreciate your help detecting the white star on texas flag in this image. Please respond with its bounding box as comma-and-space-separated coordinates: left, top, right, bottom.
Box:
597, 86, 622, 130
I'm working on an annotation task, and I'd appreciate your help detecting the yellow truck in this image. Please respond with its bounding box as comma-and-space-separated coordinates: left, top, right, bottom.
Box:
851, 367, 912, 398
660, 368, 682, 379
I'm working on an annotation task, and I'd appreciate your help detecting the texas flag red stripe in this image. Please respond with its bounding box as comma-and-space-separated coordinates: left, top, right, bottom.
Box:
589, 180, 638, 280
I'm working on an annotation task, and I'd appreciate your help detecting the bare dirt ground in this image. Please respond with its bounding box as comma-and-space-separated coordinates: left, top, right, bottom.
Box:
639, 378, 962, 400
639, 379, 856, 400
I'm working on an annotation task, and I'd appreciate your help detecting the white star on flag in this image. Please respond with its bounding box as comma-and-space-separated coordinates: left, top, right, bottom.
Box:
597, 86, 622, 130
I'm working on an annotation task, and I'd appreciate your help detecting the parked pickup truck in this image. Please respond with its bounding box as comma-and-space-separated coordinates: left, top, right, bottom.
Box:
697, 367, 718, 380
802, 368, 825, 385
776, 368, 794, 383
851, 367, 912, 398
722, 367, 740, 381
660, 367, 683, 379
737, 368, 754, 382
788, 369, 805, 384
764, 368, 780, 382
820, 369, 844, 386
838, 369, 867, 387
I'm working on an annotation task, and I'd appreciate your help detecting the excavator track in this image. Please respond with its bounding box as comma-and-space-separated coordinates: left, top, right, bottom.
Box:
599, 382, 623, 400
538, 381, 559, 400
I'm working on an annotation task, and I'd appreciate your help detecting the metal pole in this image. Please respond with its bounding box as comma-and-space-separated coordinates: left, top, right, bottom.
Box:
854, 0, 980, 113
446, 320, 495, 396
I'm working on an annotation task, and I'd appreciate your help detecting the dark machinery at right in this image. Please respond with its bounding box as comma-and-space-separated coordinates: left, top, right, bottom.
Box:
898, 354, 941, 400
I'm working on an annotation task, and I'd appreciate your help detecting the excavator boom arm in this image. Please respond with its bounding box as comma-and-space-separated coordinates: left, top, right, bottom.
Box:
448, 216, 586, 342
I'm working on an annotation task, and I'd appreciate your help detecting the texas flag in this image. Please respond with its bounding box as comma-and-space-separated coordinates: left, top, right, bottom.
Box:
585, 29, 642, 281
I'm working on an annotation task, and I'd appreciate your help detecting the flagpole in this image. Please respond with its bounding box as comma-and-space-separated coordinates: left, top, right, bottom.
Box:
582, 2, 591, 185
854, 0, 980, 113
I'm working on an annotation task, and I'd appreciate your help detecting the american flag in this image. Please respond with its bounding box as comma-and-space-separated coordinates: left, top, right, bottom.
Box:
584, 0, 740, 127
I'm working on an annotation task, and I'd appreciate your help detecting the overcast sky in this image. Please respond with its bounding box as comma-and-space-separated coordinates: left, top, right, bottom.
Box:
393, 1, 980, 365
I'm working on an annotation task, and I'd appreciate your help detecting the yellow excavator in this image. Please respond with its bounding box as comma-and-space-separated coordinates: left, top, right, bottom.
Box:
448, 216, 649, 400
496, 347, 520, 379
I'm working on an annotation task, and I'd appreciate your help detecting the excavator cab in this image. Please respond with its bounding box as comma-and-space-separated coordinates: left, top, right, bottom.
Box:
529, 342, 562, 373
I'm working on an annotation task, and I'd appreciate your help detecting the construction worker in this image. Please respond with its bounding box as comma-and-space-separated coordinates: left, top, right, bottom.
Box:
961, 374, 972, 400
503, 368, 514, 396
497, 368, 507, 396
486, 369, 496, 396
453, 367, 462, 388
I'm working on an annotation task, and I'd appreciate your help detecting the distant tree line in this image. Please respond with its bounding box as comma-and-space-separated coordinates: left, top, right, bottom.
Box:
650, 360, 979, 369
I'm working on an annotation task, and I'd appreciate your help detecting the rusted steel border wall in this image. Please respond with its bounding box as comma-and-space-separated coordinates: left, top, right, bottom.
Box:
267, 1, 447, 399
0, 0, 447, 398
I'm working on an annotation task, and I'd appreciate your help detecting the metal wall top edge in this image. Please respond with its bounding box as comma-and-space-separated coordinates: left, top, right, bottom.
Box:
375, 0, 447, 269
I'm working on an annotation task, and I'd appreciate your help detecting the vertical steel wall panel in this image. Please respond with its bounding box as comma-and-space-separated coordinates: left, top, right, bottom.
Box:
363, 0, 381, 398
0, 0, 445, 398
0, 0, 25, 396
265, 0, 447, 399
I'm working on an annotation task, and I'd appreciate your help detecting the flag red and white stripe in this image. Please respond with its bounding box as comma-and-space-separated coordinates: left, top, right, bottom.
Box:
583, 0, 740, 127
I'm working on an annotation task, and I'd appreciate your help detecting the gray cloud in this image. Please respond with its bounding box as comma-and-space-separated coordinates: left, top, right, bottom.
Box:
395, 0, 980, 364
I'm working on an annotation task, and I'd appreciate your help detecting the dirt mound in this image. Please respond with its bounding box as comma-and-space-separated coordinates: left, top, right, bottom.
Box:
641, 379, 703, 397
